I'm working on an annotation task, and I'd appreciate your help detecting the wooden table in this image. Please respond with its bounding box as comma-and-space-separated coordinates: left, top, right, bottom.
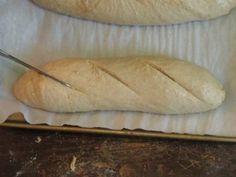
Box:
0, 127, 235, 177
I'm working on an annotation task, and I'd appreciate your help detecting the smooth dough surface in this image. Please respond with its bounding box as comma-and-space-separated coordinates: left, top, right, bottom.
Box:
14, 56, 225, 114
32, 0, 236, 25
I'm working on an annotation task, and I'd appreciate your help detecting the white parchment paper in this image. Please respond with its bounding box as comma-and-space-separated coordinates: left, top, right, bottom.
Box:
0, 0, 236, 137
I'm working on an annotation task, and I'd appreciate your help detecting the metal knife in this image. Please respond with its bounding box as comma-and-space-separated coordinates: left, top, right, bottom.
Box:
0, 49, 73, 89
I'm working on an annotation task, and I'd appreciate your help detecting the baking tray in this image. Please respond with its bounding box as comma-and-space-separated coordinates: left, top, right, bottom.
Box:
1, 113, 236, 143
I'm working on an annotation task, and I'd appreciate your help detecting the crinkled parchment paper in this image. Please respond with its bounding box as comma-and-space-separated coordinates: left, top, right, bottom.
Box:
0, 0, 236, 137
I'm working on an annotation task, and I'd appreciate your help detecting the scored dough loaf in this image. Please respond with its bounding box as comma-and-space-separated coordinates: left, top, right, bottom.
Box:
32, 0, 236, 25
13, 56, 225, 114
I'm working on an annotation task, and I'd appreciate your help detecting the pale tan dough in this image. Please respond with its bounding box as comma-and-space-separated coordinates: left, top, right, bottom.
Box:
13, 56, 225, 114
32, 0, 236, 25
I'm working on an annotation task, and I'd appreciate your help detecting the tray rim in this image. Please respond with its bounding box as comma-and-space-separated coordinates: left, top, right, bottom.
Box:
1, 115, 236, 143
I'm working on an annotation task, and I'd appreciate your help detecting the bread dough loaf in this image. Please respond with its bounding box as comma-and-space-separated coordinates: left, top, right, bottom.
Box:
32, 0, 236, 25
13, 56, 225, 114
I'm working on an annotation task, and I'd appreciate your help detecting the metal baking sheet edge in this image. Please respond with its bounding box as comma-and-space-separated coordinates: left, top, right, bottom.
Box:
1, 113, 236, 143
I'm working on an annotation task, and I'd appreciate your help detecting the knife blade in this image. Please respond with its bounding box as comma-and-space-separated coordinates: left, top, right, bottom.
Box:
0, 49, 73, 89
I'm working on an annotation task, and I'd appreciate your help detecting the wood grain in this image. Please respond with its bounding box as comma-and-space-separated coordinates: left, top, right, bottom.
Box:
0, 127, 235, 177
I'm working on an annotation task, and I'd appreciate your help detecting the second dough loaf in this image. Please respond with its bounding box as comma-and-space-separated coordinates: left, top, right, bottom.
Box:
32, 0, 236, 25
14, 56, 225, 114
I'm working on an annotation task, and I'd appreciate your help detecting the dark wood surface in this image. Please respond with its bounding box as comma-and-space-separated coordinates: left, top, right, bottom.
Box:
0, 127, 235, 177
